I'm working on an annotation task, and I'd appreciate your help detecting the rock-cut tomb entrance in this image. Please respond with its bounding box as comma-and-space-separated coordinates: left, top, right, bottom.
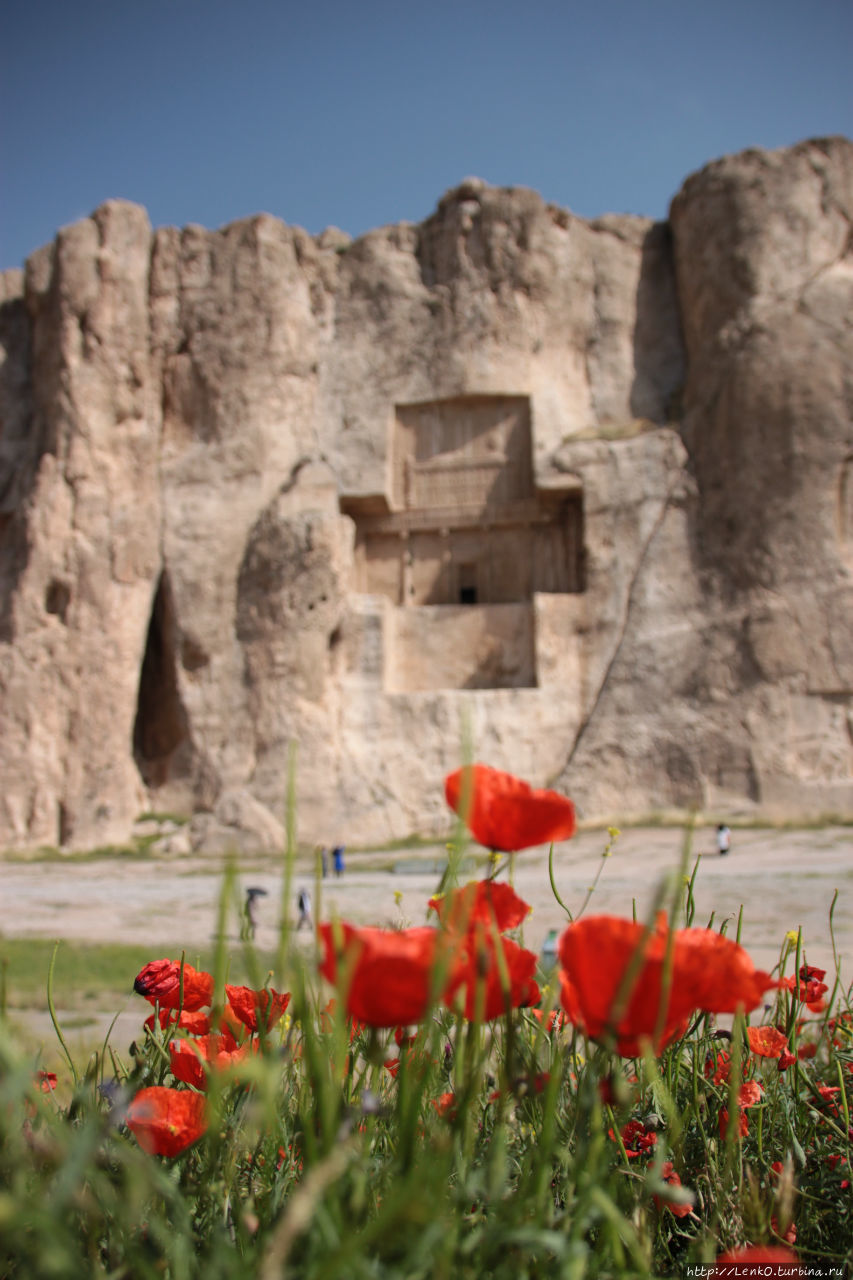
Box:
341, 394, 584, 692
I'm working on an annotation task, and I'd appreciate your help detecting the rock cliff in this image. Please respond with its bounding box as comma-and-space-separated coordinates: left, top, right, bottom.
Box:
0, 137, 850, 850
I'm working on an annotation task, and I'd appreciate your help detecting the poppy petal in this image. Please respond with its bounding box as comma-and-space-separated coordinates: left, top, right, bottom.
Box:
133, 959, 213, 1012
428, 880, 531, 932
558, 915, 776, 1057
452, 931, 540, 1021
224, 984, 291, 1033
445, 765, 576, 852
746, 1024, 789, 1057
126, 1086, 207, 1157
319, 923, 461, 1028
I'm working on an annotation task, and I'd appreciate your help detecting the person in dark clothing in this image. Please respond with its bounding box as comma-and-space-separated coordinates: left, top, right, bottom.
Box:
296, 887, 313, 931
243, 886, 268, 939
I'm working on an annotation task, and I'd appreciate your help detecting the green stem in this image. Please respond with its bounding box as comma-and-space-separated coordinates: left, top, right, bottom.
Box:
548, 842, 573, 920
277, 741, 298, 987
47, 941, 79, 1086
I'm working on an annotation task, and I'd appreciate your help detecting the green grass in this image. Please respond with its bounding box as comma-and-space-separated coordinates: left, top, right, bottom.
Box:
2, 832, 852, 1277
567, 418, 659, 442
345, 831, 451, 853
2, 914, 851, 1278
0, 938, 277, 1012
134, 811, 191, 826
0, 842, 161, 864
577, 812, 853, 832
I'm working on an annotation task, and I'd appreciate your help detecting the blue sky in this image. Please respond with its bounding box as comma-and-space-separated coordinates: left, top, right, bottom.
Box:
2, 0, 851, 270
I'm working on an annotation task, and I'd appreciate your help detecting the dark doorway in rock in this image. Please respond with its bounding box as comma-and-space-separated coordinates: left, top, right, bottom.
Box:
458, 563, 478, 605
133, 572, 191, 788
45, 578, 71, 623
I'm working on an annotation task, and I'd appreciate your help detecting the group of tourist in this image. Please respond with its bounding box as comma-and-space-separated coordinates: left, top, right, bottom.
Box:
240, 844, 346, 938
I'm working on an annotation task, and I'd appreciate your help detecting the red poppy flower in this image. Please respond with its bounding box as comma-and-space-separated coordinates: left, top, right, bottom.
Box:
452, 929, 540, 1021
318, 997, 366, 1041
779, 973, 828, 1004
557, 915, 777, 1057
747, 1025, 789, 1057
719, 1082, 762, 1140
814, 1083, 841, 1118
224, 984, 291, 1034
653, 1161, 693, 1217
719, 1107, 750, 1140
558, 916, 689, 1056
319, 923, 461, 1028
530, 1008, 569, 1034
133, 959, 213, 1012
143, 1008, 212, 1036
383, 1044, 435, 1080
598, 1077, 618, 1107
829, 1010, 852, 1037
672, 930, 780, 1014
385, 1029, 425, 1076
771, 1215, 797, 1246
516, 1072, 551, 1096
738, 1080, 763, 1108
428, 880, 531, 933
444, 764, 576, 852
705, 1050, 732, 1085
609, 1119, 657, 1159
432, 1091, 457, 1120
711, 1246, 800, 1276
777, 1047, 796, 1071
36, 1070, 57, 1093
126, 1086, 207, 1156
169, 1038, 210, 1091
169, 1032, 248, 1090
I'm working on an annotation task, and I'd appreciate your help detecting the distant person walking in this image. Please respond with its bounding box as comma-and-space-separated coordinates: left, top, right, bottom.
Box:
296, 887, 313, 931
242, 886, 268, 940
332, 845, 345, 877
716, 823, 731, 857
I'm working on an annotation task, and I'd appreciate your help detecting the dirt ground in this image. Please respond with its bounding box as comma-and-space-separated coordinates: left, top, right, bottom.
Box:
3, 823, 852, 970
3, 823, 852, 1055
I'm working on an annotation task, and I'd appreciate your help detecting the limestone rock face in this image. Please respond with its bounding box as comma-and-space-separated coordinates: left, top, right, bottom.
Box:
555, 137, 853, 821
0, 204, 158, 848
0, 138, 850, 850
